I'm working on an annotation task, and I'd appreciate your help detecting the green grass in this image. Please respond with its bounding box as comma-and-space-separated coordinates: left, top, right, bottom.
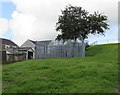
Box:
2, 43, 118, 93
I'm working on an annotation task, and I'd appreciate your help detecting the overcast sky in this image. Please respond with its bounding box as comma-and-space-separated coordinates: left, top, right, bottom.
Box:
0, 0, 119, 46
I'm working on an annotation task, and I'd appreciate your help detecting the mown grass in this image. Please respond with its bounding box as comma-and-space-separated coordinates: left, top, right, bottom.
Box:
2, 43, 118, 93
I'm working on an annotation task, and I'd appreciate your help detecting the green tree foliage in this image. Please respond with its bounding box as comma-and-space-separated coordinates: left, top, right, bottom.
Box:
56, 5, 109, 42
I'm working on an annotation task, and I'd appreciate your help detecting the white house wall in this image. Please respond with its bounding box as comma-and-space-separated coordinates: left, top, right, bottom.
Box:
21, 40, 36, 50
21, 40, 36, 59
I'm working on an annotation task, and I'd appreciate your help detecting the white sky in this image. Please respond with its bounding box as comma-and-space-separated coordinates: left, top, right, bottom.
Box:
0, 0, 119, 45
0, 18, 9, 36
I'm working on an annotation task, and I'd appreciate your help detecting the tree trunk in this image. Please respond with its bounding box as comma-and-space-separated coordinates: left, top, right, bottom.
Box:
74, 38, 77, 42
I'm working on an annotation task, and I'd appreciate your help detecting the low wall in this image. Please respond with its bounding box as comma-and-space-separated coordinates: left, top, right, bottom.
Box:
0, 51, 7, 64
6, 53, 26, 63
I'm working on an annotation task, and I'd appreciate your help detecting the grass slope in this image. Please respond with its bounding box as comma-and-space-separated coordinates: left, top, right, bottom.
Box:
2, 44, 118, 93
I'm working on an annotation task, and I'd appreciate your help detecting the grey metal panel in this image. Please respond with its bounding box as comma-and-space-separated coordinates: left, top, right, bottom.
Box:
35, 41, 85, 59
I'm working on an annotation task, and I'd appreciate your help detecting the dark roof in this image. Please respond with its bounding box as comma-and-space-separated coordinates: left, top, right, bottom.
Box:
16, 47, 33, 51
6, 47, 34, 54
0, 38, 18, 46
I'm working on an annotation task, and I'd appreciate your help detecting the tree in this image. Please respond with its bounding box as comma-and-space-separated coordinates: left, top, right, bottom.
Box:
56, 5, 109, 42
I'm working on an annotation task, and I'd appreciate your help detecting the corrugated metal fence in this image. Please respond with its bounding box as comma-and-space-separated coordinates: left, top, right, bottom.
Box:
35, 41, 85, 59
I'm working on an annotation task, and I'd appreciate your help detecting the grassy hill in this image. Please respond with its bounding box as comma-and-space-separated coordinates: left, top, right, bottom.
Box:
2, 43, 118, 93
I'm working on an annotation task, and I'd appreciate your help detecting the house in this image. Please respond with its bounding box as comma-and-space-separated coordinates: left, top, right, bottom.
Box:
0, 38, 19, 64
5, 48, 26, 63
6, 47, 34, 63
15, 47, 34, 60
0, 38, 18, 49
0, 38, 34, 64
21, 39, 52, 59
21, 39, 36, 59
